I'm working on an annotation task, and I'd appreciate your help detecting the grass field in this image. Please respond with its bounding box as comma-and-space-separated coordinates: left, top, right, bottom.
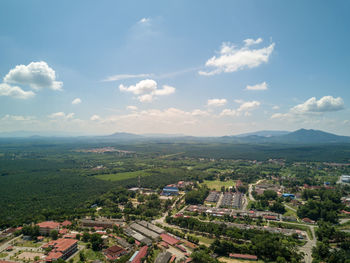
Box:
203, 180, 236, 190
197, 235, 215, 245
94, 170, 151, 181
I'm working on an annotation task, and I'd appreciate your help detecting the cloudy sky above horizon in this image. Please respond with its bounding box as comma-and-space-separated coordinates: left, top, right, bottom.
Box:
1, 0, 350, 136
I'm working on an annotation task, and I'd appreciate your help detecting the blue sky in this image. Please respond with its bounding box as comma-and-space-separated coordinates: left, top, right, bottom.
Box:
0, 0, 350, 136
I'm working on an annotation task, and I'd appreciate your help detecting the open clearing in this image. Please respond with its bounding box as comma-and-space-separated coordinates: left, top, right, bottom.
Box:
203, 180, 236, 190
17, 252, 45, 260
94, 170, 150, 181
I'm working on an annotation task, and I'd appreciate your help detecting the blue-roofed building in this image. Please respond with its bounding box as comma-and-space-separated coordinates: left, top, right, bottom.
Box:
282, 193, 295, 199
161, 185, 179, 196
129, 251, 139, 262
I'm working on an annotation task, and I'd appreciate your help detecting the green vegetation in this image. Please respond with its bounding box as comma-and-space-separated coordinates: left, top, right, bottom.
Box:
166, 216, 303, 262
297, 188, 344, 223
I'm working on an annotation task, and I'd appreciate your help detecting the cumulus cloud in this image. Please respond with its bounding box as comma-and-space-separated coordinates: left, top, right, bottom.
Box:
243, 38, 263, 46
207, 98, 227, 107
90, 114, 101, 121
72, 98, 82, 105
49, 112, 74, 119
0, 83, 35, 99
4, 61, 62, 91
271, 96, 345, 120
272, 105, 280, 110
119, 79, 175, 102
245, 81, 268, 91
220, 100, 261, 117
199, 38, 275, 76
291, 96, 344, 114
238, 101, 261, 112
102, 73, 151, 82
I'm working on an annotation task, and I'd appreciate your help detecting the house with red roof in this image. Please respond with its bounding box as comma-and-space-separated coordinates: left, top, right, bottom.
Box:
103, 245, 127, 261
60, 220, 72, 227
37, 221, 60, 235
130, 246, 148, 263
160, 233, 180, 245
43, 238, 78, 262
302, 218, 315, 224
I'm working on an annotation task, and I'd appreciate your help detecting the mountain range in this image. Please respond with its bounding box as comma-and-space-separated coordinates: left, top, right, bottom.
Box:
1, 129, 350, 144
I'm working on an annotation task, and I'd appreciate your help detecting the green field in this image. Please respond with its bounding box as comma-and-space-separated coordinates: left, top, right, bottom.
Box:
203, 180, 236, 190
94, 170, 150, 181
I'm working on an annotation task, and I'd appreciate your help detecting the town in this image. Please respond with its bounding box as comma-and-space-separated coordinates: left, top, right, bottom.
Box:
1, 157, 350, 263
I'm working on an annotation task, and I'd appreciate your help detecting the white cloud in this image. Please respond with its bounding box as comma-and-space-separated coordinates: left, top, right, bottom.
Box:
49, 112, 74, 119
102, 73, 151, 82
272, 105, 280, 110
1, 114, 36, 121
72, 98, 82, 105
90, 114, 101, 121
138, 94, 154, 102
220, 109, 238, 117
139, 17, 150, 24
237, 101, 261, 112
290, 96, 344, 114
271, 96, 345, 121
126, 105, 138, 111
119, 79, 157, 95
199, 39, 275, 76
245, 81, 268, 91
221, 100, 261, 117
243, 38, 263, 46
119, 79, 175, 102
3, 61, 62, 91
0, 83, 35, 99
153, 85, 176, 96
207, 98, 227, 107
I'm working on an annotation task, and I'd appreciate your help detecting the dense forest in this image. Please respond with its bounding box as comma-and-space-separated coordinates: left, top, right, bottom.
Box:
1, 138, 350, 228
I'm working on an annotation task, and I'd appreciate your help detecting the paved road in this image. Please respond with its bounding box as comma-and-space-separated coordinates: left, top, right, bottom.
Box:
281, 221, 316, 263
248, 179, 263, 203
0, 235, 21, 252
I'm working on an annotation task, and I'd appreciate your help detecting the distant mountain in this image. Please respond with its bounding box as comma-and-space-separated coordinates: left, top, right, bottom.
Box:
272, 129, 350, 144
0, 130, 93, 138
229, 129, 350, 144
104, 132, 144, 140
235, 130, 290, 138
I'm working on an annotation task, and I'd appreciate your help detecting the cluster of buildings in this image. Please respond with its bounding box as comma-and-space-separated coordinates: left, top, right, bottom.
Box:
220, 192, 243, 209
186, 205, 282, 221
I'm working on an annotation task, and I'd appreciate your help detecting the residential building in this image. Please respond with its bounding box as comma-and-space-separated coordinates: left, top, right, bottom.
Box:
37, 221, 60, 235
161, 186, 179, 196
44, 238, 78, 262
104, 245, 127, 260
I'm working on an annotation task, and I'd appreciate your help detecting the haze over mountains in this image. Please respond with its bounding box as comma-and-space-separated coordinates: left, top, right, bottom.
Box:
1, 129, 350, 144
